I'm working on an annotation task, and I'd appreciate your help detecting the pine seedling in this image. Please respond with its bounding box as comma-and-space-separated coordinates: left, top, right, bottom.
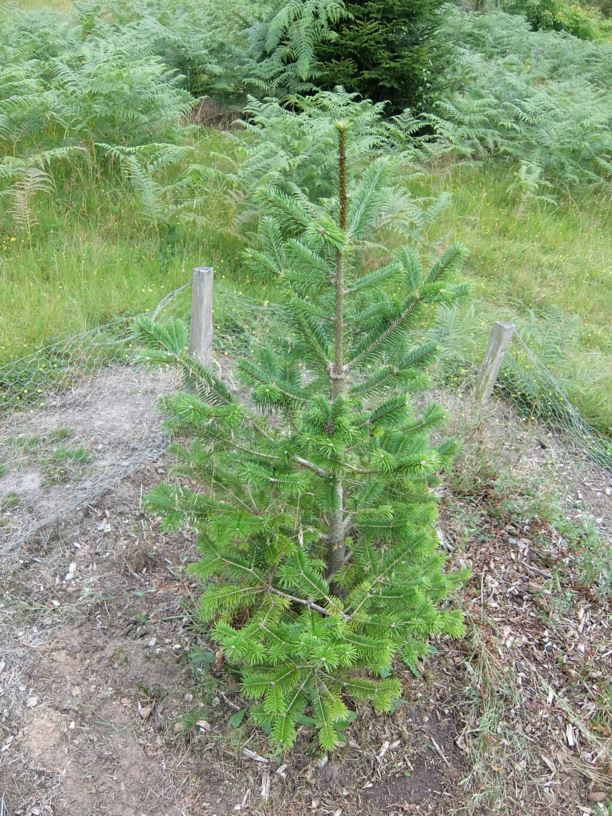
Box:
139, 107, 469, 753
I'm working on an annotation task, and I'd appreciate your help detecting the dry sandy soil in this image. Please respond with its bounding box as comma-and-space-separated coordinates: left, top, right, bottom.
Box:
0, 365, 179, 549
1, 364, 610, 816
1, 461, 470, 816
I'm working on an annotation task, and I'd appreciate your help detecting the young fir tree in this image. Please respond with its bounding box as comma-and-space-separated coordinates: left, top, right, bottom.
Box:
139, 100, 468, 753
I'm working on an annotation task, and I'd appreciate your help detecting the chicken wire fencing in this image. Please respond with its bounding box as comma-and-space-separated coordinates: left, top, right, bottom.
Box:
0, 279, 609, 553
500, 333, 611, 471
429, 306, 612, 472
0, 280, 282, 552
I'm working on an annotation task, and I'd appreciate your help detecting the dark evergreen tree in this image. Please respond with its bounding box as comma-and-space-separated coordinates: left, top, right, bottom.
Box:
315, 0, 452, 115
138, 93, 468, 752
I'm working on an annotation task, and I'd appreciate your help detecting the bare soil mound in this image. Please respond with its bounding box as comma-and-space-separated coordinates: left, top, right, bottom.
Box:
1, 370, 609, 815
0, 365, 179, 551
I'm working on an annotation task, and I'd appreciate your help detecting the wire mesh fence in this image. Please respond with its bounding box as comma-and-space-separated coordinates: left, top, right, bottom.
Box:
500, 333, 611, 471
0, 322, 175, 552
429, 305, 612, 472
1, 278, 610, 554
0, 279, 286, 552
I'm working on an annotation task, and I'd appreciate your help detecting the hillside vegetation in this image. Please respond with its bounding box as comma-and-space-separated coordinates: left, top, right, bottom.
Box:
0, 0, 610, 425
1, 1, 611, 812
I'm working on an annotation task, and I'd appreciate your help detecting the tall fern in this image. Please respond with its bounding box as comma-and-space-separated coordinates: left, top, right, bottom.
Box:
427, 8, 612, 195
247, 0, 348, 96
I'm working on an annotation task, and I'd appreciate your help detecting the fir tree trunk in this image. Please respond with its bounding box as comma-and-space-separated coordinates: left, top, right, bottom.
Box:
331, 123, 347, 401
327, 122, 348, 579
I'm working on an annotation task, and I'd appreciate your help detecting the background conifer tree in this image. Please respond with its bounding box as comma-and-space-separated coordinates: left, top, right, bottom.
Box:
315, 0, 452, 115
139, 93, 469, 752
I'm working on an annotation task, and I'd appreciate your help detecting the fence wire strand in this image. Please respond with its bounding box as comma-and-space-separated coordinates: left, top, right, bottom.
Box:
1, 281, 610, 553
501, 333, 611, 471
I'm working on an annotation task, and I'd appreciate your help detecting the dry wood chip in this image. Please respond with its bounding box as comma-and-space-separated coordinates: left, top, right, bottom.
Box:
430, 736, 452, 768
138, 702, 154, 720
242, 747, 268, 763
233, 789, 251, 811
377, 739, 390, 760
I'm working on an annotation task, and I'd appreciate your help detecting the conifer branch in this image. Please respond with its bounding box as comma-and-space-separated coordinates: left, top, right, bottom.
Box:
238, 413, 331, 477
228, 434, 331, 480
294, 456, 330, 478
346, 553, 408, 620
348, 298, 419, 369
218, 556, 345, 619
268, 585, 349, 620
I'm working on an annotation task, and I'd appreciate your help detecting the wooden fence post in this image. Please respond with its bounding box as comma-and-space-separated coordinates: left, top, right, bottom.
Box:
189, 266, 213, 364
474, 321, 515, 406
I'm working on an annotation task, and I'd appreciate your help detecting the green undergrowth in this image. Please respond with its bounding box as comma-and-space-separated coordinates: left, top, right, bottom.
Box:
0, 129, 244, 364
1, 132, 610, 436
415, 163, 612, 435
418, 163, 611, 354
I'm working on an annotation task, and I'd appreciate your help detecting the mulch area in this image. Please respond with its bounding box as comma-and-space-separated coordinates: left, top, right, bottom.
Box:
0, 450, 609, 815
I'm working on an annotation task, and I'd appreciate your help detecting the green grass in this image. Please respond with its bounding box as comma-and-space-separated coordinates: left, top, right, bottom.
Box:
418, 163, 611, 357
1, 134, 610, 433
416, 162, 612, 432
42, 445, 93, 484
8, 0, 72, 9
0, 130, 244, 364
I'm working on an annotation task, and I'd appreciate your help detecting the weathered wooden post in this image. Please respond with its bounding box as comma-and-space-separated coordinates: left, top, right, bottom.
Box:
189, 266, 213, 364
474, 321, 515, 406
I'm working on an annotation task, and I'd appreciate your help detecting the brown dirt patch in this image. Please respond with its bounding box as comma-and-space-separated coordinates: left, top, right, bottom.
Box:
0, 459, 471, 816
0, 364, 179, 549
1, 384, 610, 816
